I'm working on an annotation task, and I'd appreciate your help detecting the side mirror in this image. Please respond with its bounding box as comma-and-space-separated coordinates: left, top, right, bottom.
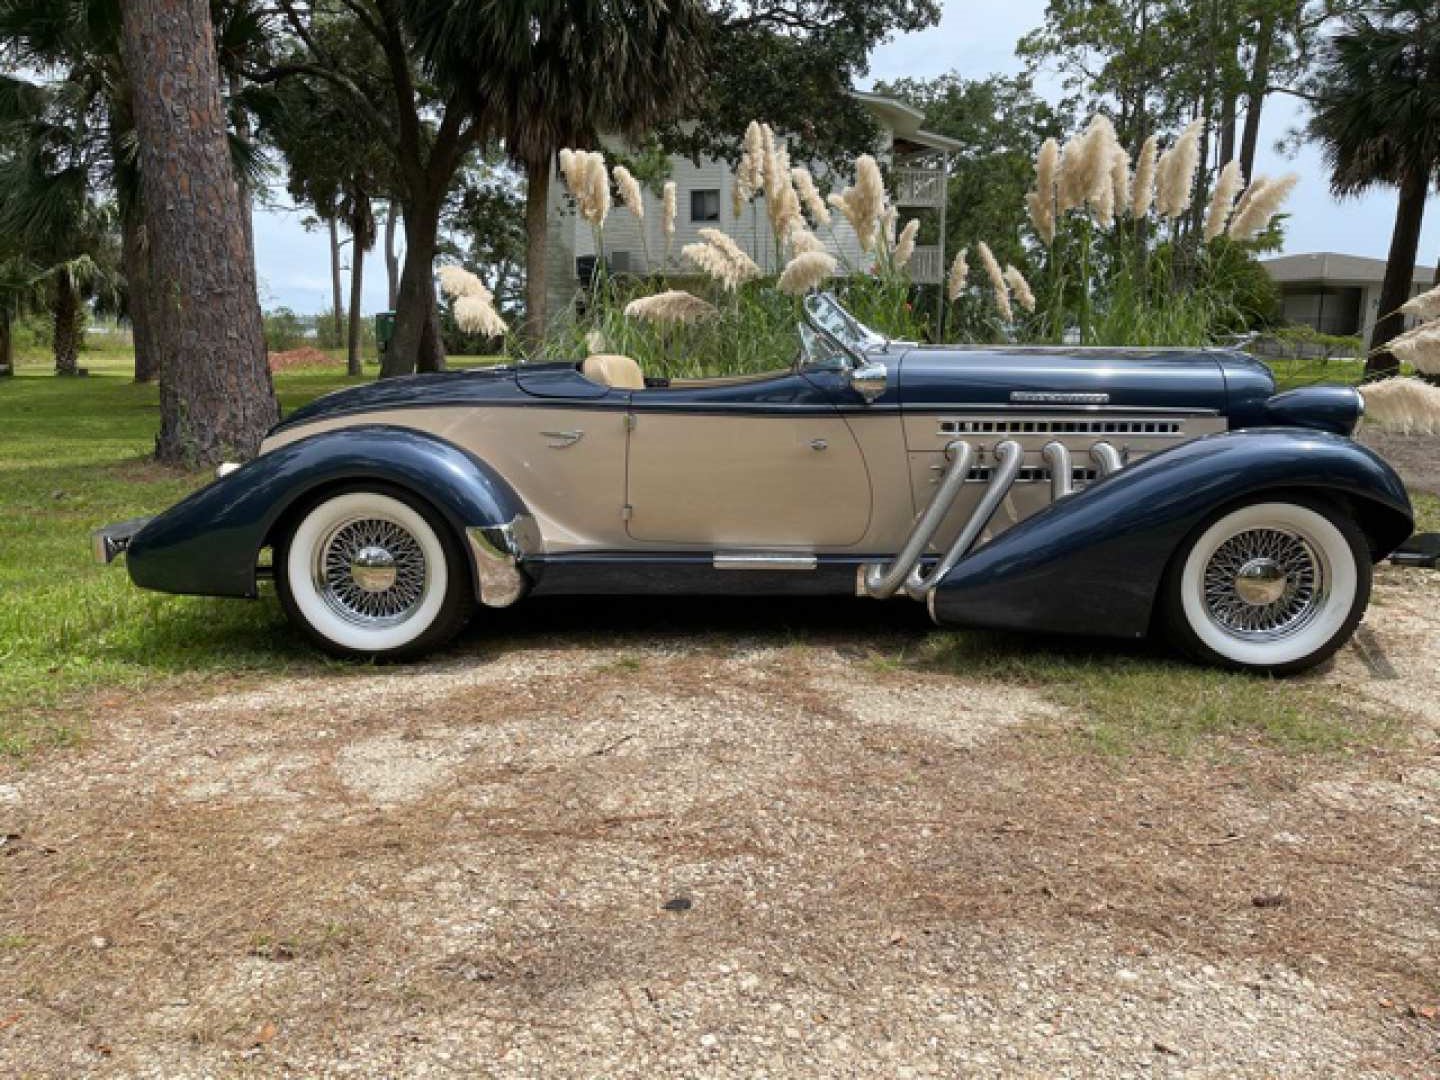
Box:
850, 360, 888, 404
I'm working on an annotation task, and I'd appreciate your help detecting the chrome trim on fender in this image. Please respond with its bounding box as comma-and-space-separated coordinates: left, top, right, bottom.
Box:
1010, 391, 1109, 405
465, 514, 540, 608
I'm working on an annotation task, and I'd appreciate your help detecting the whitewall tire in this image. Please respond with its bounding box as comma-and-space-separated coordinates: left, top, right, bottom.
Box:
1161, 496, 1371, 675
276, 487, 474, 659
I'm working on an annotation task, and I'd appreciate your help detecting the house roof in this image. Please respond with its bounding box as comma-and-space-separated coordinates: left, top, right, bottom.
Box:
851, 91, 963, 154
1262, 252, 1434, 287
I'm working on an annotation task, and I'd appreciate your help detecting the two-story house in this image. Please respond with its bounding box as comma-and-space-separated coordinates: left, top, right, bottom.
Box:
542, 91, 960, 328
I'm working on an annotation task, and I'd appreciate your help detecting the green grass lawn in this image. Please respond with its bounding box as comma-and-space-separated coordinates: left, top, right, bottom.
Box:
0, 346, 498, 756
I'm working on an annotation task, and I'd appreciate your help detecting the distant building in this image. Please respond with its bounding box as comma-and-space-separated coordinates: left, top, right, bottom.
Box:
542, 92, 961, 329
1262, 252, 1436, 340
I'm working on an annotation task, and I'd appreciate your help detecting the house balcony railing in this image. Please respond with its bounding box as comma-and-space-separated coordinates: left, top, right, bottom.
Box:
908, 245, 943, 285
894, 167, 945, 208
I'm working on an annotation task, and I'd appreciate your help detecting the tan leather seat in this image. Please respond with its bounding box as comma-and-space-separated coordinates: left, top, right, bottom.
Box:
582, 353, 645, 390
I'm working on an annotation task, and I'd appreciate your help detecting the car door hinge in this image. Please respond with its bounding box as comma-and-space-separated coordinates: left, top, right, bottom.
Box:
621, 504, 634, 521
624, 414, 637, 431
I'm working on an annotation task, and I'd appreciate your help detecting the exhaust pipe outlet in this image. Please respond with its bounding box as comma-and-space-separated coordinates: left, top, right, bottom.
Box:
904, 439, 1024, 601
1042, 441, 1073, 500
862, 440, 974, 600
1090, 441, 1123, 477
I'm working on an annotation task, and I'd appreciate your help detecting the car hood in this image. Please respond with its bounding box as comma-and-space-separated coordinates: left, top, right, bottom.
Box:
895, 344, 1252, 414
269, 365, 518, 435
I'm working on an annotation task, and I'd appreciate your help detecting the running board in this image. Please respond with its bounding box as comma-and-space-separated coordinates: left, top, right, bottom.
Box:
713, 553, 818, 571
1390, 532, 1440, 569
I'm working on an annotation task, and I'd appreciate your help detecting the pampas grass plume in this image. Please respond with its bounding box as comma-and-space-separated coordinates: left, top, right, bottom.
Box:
625, 290, 718, 326
1027, 137, 1059, 244
778, 250, 838, 296
613, 165, 644, 220
438, 264, 486, 300
1386, 320, 1440, 375
1203, 160, 1245, 241
1130, 135, 1158, 218
1360, 376, 1440, 434
894, 219, 920, 268
1004, 265, 1036, 313
792, 167, 831, 227
977, 241, 1012, 323
662, 181, 677, 242
1226, 173, 1297, 241
1401, 284, 1440, 321
1155, 120, 1202, 219
454, 293, 507, 337
947, 248, 969, 301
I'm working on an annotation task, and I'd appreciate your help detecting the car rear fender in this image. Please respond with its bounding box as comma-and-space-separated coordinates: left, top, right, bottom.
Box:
927, 429, 1413, 638
125, 425, 535, 605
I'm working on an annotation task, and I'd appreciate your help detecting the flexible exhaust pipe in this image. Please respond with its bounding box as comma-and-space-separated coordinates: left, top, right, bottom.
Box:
862, 440, 974, 600
1042, 440, 1073, 500
1091, 441, 1123, 477
904, 438, 1024, 601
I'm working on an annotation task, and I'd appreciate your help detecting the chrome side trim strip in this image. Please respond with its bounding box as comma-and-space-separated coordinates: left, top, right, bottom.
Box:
465, 513, 541, 608
713, 554, 819, 571
1010, 391, 1109, 405
862, 439, 975, 600
904, 438, 1024, 601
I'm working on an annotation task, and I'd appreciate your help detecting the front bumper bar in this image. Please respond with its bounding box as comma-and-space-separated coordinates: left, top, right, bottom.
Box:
91, 516, 154, 565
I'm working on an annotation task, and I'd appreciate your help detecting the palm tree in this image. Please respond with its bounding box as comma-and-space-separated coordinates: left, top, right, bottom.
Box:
1308, 0, 1440, 377
0, 76, 124, 376
402, 0, 711, 343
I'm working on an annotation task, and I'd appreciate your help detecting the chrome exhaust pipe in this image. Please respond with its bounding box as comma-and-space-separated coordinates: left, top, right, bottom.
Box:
1042, 440, 1073, 500
904, 438, 1024, 601
1090, 441, 1123, 477
862, 439, 974, 600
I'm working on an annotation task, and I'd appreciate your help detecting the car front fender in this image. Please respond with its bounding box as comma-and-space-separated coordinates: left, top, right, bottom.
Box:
126, 425, 535, 604
928, 429, 1413, 639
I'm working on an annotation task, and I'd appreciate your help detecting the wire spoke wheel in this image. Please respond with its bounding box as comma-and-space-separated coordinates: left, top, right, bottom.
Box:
313, 515, 430, 627
1201, 527, 1327, 641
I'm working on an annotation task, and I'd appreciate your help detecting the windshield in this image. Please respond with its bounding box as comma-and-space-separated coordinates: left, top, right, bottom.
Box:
803, 293, 886, 356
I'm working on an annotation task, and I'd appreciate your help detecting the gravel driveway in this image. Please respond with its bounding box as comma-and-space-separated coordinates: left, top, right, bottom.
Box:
3, 568, 1438, 1078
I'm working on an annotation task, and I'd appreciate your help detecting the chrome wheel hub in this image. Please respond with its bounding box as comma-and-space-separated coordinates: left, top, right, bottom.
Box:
314, 517, 429, 626
1203, 527, 1327, 640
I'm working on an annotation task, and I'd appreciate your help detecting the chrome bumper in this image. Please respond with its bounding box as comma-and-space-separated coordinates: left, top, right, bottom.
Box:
91, 516, 153, 565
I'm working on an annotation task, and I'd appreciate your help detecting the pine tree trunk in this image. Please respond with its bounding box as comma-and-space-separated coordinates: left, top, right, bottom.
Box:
1219, 87, 1237, 166
524, 158, 550, 344
228, 71, 255, 268
329, 216, 344, 345
122, 204, 159, 383
0, 306, 13, 375
385, 202, 400, 310
1367, 167, 1430, 378
382, 196, 443, 378
120, 0, 278, 464
1238, 10, 1275, 181
347, 241, 365, 376
53, 269, 80, 376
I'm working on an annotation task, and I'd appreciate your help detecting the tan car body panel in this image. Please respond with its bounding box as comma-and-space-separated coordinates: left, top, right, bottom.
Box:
259, 399, 1223, 557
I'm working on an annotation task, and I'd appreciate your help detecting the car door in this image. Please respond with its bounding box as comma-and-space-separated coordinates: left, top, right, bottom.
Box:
624, 370, 873, 548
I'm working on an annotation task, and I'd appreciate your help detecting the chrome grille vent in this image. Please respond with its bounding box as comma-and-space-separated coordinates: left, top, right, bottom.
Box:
938, 418, 1183, 436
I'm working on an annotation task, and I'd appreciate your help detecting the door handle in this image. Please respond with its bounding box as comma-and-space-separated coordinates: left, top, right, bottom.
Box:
543, 430, 584, 448
809, 438, 829, 452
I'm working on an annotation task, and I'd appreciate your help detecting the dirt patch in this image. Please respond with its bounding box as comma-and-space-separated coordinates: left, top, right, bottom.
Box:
2, 585, 1439, 1077
267, 347, 334, 373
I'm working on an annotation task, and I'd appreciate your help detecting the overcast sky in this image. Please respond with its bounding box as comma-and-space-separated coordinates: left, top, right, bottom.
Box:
252, 0, 1440, 314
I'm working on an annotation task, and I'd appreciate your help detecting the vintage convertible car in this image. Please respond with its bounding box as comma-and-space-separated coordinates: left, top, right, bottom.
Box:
94, 294, 1437, 673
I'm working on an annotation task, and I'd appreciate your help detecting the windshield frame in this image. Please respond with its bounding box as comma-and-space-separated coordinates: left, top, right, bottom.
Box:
802, 293, 886, 360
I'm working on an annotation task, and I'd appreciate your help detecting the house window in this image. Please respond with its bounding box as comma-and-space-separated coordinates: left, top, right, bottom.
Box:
691, 189, 721, 222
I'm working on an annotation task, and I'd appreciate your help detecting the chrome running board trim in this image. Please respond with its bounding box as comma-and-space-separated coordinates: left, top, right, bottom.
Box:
713, 554, 819, 571
861, 439, 975, 599
904, 439, 1024, 600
